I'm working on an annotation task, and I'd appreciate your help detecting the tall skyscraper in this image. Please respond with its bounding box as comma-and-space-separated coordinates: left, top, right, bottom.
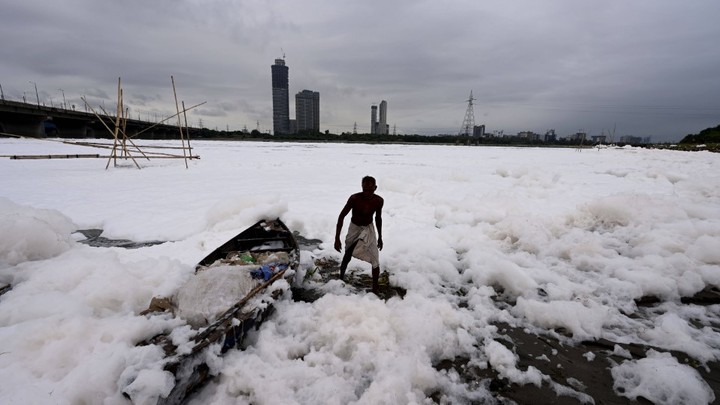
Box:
271, 58, 290, 135
378, 100, 388, 135
296, 90, 320, 132
370, 101, 388, 134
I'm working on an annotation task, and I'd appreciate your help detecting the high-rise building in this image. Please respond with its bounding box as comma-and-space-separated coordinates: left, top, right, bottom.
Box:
378, 100, 388, 135
296, 90, 320, 132
473, 124, 485, 137
271, 58, 290, 135
370, 101, 388, 134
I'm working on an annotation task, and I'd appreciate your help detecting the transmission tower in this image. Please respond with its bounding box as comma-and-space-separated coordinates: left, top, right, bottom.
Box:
459, 90, 475, 136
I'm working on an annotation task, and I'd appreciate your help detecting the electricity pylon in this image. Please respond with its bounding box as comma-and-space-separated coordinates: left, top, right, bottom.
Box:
459, 91, 475, 136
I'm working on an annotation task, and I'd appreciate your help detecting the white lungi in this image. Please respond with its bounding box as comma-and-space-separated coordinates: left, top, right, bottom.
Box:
345, 222, 380, 268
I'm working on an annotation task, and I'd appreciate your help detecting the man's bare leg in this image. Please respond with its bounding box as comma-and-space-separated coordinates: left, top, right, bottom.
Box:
371, 267, 380, 294
340, 240, 358, 281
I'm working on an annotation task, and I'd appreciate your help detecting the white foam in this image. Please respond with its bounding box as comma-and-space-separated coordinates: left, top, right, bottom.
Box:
0, 140, 718, 403
611, 350, 715, 404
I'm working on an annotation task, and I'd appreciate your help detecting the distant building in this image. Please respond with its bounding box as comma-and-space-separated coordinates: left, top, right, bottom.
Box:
591, 135, 607, 144
518, 131, 540, 141
271, 58, 290, 135
544, 129, 556, 142
619, 135, 651, 144
296, 90, 320, 132
473, 124, 485, 137
370, 100, 388, 134
378, 100, 388, 135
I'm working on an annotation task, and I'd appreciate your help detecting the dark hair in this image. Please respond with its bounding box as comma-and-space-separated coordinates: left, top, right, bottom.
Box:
362, 176, 376, 185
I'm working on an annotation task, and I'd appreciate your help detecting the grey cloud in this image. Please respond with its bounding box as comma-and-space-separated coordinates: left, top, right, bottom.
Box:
1, 0, 719, 141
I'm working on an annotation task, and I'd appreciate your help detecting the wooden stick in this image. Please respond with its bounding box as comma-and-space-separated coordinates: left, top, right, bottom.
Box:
110, 77, 123, 168
182, 100, 194, 159
127, 101, 206, 139
119, 86, 127, 160
123, 106, 129, 157
3, 154, 199, 160
69, 141, 194, 150
98, 104, 152, 162
100, 103, 124, 168
8, 154, 101, 159
83, 97, 141, 170
171, 76, 189, 169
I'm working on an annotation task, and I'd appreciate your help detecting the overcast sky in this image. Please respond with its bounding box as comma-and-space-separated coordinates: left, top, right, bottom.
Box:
2, 0, 719, 141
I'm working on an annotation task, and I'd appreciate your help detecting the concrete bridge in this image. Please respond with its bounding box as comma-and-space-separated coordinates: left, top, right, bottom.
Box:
0, 99, 199, 139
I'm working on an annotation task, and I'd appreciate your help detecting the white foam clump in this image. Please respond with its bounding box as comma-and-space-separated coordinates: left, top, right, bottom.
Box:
640, 312, 720, 364
485, 340, 543, 386
611, 350, 715, 404
175, 264, 259, 327
0, 197, 76, 267
687, 234, 720, 265
205, 195, 288, 233
122, 368, 176, 405
513, 297, 610, 340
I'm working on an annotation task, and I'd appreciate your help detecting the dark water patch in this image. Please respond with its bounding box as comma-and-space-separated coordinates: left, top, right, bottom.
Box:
290, 287, 326, 303
293, 232, 323, 251
636, 285, 720, 307
430, 322, 720, 404
75, 229, 166, 249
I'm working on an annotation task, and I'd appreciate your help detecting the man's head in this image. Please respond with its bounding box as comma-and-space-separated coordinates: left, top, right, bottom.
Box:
361, 176, 377, 194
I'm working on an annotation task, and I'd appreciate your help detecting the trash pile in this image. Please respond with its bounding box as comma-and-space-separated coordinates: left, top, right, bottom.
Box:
142, 250, 292, 327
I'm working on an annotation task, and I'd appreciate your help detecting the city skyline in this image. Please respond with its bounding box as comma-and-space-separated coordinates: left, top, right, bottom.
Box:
272, 57, 321, 135
1, 1, 720, 141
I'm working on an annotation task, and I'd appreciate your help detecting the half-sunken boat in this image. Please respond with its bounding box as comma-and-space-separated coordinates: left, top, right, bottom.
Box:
123, 218, 298, 404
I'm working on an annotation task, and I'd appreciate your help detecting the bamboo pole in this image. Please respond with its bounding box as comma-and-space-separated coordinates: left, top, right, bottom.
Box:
2, 153, 199, 160
82, 96, 141, 169
119, 87, 128, 159
98, 104, 152, 162
123, 106, 129, 157
127, 101, 206, 139
100, 103, 126, 168
0, 135, 195, 153
182, 100, 193, 159
108, 77, 123, 168
70, 141, 194, 150
171, 76, 189, 169
8, 154, 101, 160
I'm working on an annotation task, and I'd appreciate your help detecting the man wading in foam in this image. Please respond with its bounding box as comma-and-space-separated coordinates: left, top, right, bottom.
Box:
334, 176, 384, 294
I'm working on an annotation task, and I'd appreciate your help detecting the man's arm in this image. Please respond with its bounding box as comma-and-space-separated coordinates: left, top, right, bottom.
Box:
334, 197, 354, 252
375, 198, 384, 250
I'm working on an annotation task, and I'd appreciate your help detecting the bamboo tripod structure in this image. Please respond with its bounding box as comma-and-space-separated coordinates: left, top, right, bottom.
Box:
78, 76, 205, 169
